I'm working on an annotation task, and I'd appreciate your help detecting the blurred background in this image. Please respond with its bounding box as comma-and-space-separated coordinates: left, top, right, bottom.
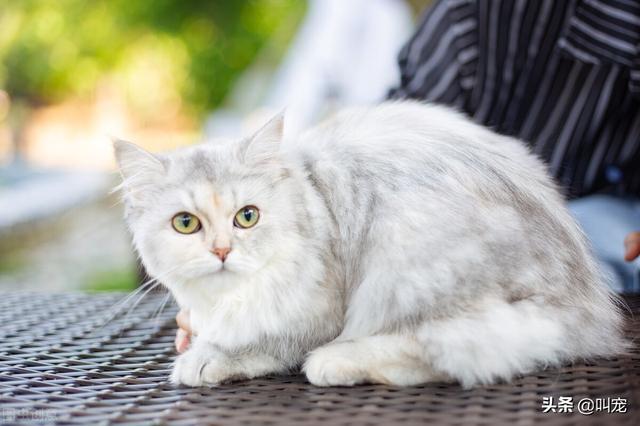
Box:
0, 0, 430, 292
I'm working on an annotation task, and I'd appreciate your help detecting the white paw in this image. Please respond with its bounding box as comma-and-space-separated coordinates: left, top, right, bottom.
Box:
171, 347, 234, 387
304, 344, 364, 387
170, 349, 207, 386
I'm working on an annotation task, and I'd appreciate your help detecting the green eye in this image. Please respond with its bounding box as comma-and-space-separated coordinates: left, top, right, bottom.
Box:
172, 212, 201, 234
234, 206, 260, 229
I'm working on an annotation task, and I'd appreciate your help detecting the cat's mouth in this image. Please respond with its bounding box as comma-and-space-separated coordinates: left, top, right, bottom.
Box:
178, 260, 227, 280
217, 263, 231, 273
207, 260, 241, 276
179, 253, 267, 280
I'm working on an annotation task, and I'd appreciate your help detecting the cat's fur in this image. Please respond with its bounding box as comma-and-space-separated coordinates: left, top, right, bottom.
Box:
114, 101, 626, 388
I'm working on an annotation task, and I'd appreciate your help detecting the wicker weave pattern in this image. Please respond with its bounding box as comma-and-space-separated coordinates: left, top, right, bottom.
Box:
0, 292, 638, 425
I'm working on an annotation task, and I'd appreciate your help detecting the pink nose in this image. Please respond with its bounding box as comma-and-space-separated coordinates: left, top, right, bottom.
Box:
211, 247, 231, 262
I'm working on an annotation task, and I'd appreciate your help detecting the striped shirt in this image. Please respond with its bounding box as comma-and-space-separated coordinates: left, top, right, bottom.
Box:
390, 0, 640, 198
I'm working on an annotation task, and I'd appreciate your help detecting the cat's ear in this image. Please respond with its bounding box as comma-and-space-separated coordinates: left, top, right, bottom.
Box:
238, 111, 284, 163
112, 139, 165, 202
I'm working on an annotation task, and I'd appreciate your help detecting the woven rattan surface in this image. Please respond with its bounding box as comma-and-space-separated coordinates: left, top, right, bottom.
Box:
0, 292, 638, 426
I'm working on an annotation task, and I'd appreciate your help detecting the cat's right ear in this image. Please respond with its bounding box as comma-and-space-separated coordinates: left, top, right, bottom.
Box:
112, 139, 165, 202
237, 111, 284, 164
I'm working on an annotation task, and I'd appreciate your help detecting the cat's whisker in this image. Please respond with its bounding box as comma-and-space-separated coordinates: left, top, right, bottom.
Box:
123, 281, 162, 321
101, 280, 156, 320
120, 259, 206, 323
90, 284, 157, 337
97, 263, 184, 331
152, 292, 173, 326
120, 266, 187, 320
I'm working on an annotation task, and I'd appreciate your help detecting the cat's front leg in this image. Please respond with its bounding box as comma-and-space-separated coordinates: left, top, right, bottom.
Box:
304, 334, 449, 387
171, 339, 287, 386
170, 341, 226, 386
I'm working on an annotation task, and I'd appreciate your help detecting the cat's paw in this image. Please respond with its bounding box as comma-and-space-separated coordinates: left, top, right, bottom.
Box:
171, 348, 236, 387
170, 348, 208, 386
304, 343, 365, 387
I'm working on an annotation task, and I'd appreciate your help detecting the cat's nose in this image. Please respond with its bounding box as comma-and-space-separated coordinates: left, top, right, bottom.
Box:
211, 247, 231, 262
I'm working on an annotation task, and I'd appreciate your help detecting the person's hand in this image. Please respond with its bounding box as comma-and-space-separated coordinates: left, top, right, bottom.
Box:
624, 231, 640, 262
175, 309, 193, 353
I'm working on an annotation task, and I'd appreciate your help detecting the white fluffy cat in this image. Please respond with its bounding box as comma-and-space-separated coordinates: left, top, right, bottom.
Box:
114, 101, 625, 388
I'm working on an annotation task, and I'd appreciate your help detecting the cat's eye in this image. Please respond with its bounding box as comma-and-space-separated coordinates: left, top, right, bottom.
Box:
172, 212, 201, 234
234, 206, 260, 229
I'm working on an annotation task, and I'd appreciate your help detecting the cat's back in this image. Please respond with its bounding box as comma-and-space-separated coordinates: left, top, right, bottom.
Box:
293, 102, 614, 320
295, 101, 555, 204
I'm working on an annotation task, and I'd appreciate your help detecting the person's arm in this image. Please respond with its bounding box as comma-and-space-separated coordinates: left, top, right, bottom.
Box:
624, 232, 640, 261
388, 0, 477, 105
175, 310, 192, 353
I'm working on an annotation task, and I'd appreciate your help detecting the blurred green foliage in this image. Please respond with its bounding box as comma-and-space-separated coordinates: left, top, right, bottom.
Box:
0, 0, 305, 119
86, 267, 137, 292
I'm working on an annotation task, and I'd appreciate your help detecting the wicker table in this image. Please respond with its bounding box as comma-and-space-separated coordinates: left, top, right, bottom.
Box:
1, 292, 638, 425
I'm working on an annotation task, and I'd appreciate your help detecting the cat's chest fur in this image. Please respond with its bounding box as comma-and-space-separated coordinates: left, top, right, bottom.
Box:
174, 245, 343, 353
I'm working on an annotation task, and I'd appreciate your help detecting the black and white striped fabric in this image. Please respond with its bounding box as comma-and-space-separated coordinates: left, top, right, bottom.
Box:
390, 0, 640, 198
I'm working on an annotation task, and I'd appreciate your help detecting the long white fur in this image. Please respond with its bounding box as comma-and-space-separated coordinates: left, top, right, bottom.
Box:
114, 101, 626, 388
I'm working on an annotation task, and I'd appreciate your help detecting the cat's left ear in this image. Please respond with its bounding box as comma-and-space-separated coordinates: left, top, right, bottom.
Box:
238, 111, 284, 163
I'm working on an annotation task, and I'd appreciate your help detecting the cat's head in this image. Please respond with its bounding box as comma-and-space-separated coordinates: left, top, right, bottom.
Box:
114, 114, 311, 294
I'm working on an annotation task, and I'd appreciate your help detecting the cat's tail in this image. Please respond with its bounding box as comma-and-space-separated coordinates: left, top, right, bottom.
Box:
415, 294, 627, 388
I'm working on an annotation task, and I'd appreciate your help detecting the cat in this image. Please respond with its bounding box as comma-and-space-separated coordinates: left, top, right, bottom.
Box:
114, 101, 626, 388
